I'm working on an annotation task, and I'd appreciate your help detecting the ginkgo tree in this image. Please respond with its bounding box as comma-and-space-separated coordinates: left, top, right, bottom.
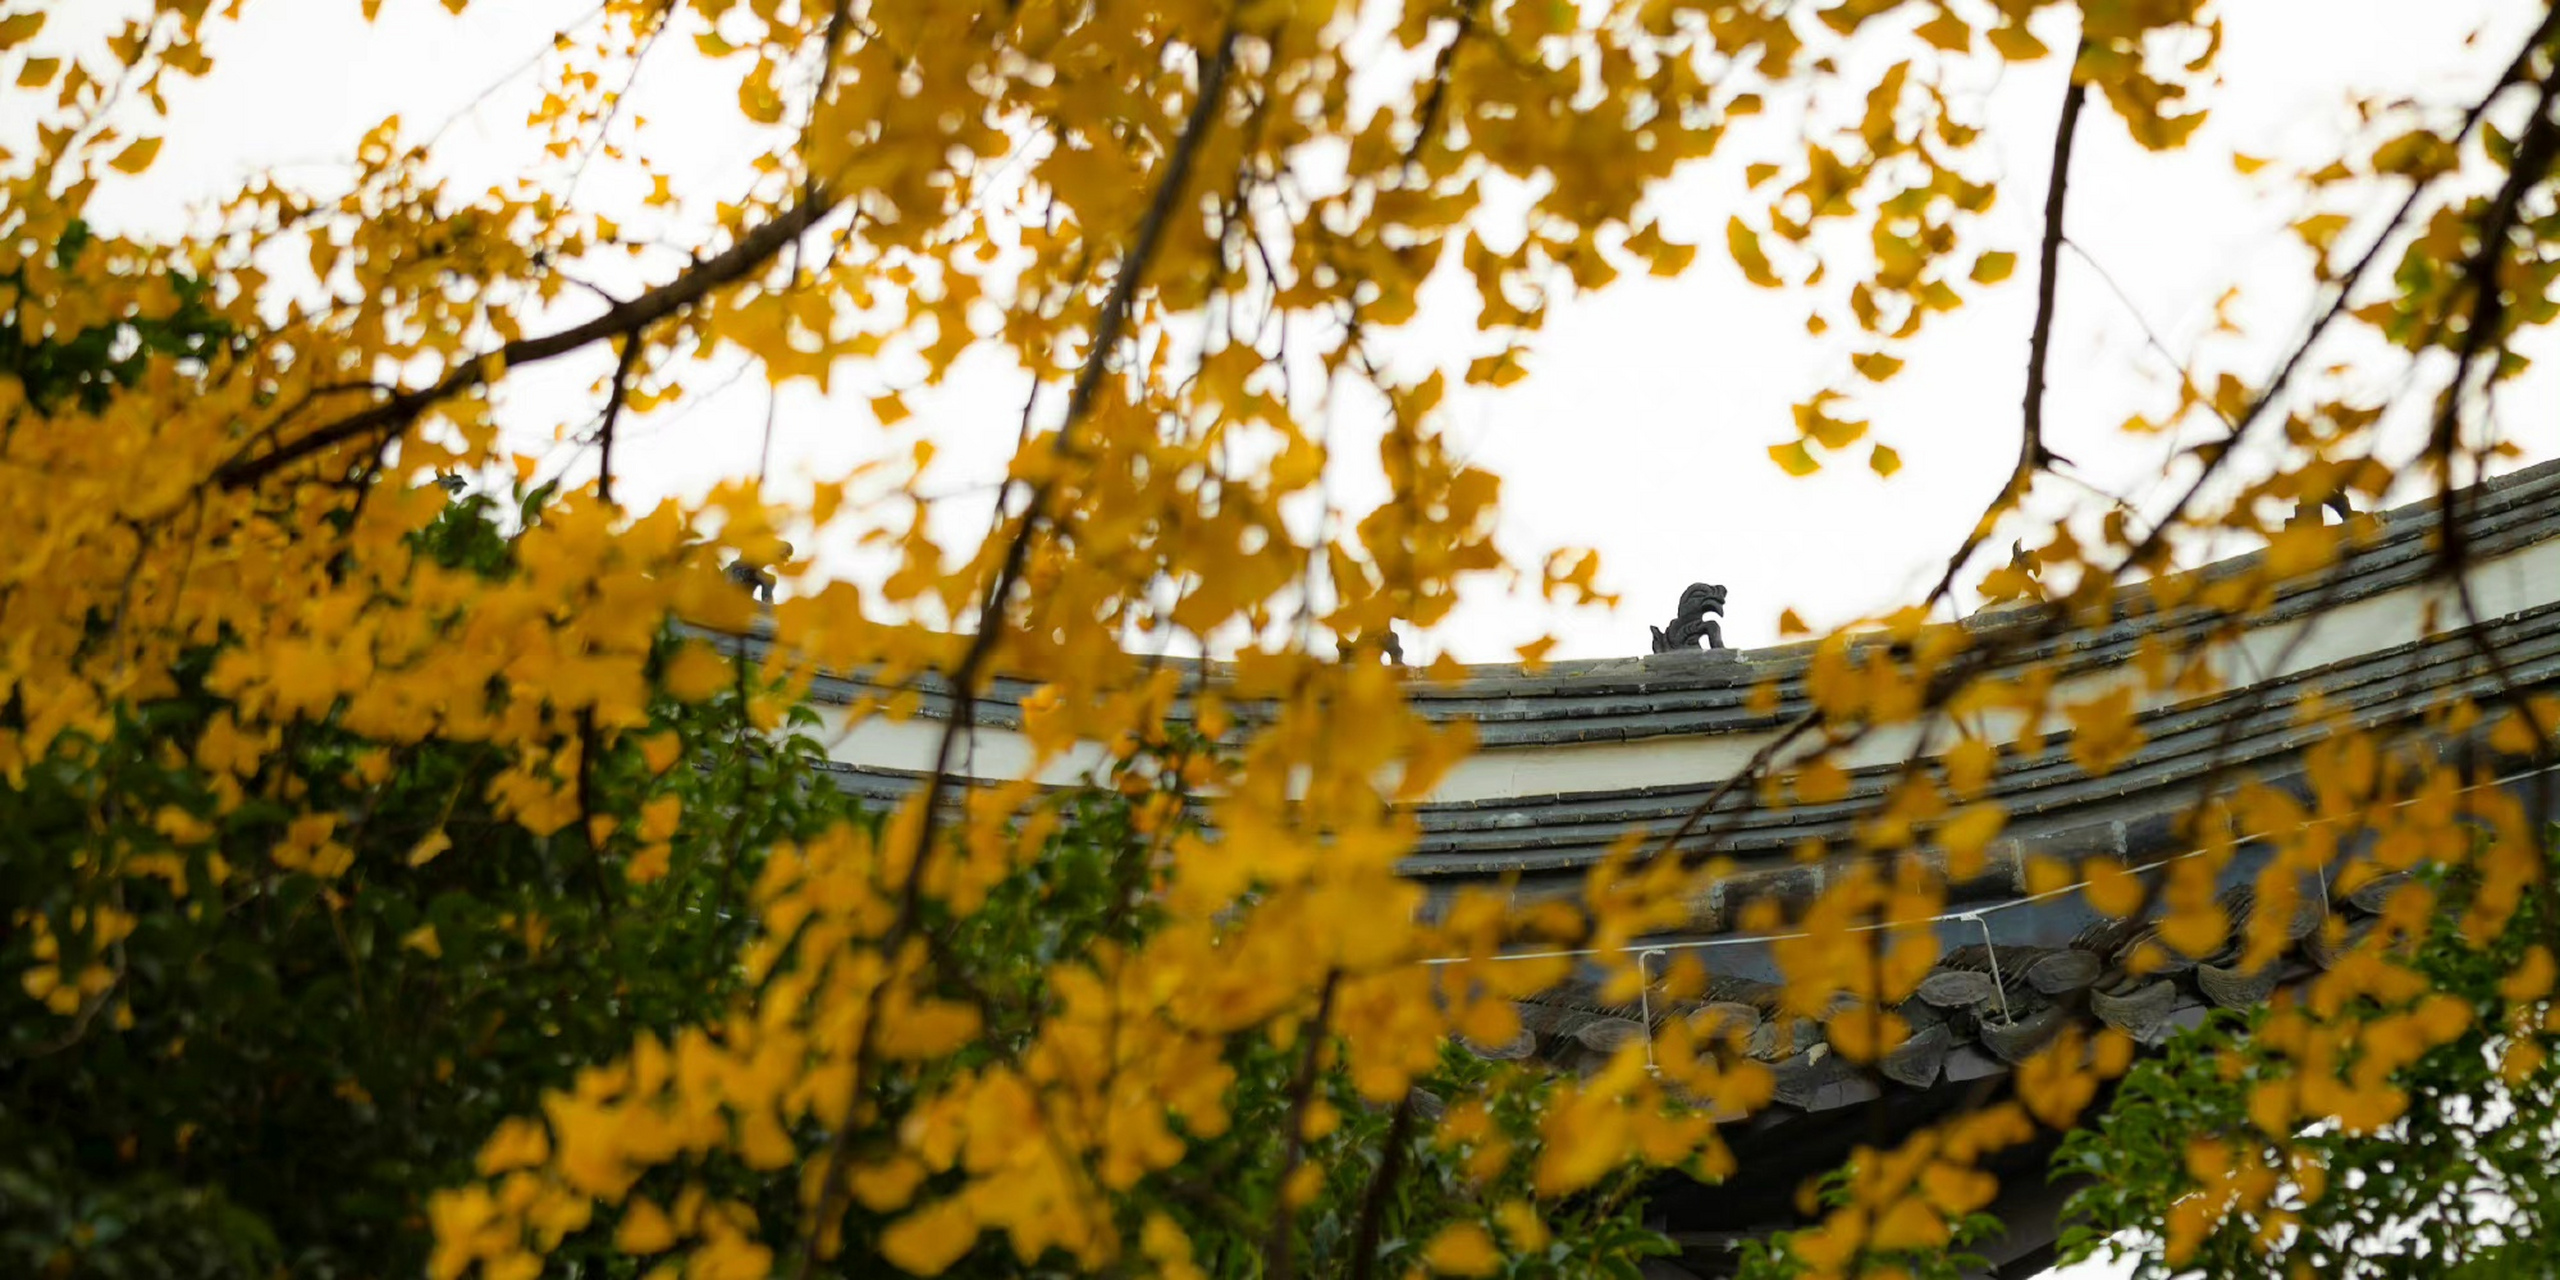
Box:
5, 0, 2560, 1278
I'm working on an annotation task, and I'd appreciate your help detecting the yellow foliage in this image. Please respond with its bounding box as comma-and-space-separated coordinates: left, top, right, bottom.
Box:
2503, 945, 2556, 1005
2065, 687, 2146, 776
1422, 1222, 1503, 1276
879, 1199, 978, 1276
660, 644, 736, 703
0, 0, 2513, 1274
2083, 858, 2143, 918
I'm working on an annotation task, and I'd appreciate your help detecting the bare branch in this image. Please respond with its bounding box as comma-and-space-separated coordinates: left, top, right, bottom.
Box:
594, 334, 642, 505
2022, 74, 2089, 480
212, 189, 842, 489
1921, 58, 2086, 617
1347, 1090, 1419, 1280
2430, 51, 2560, 574
789, 31, 1240, 1272
1265, 969, 1341, 1280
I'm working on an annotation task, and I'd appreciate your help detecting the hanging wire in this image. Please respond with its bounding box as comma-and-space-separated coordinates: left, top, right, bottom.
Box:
1958, 912, 2013, 1023
1636, 947, 1667, 1072
1411, 767, 2543, 1065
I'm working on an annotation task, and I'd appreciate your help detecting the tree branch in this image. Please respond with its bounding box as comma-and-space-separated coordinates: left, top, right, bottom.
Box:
594, 334, 642, 505
1347, 1089, 1418, 1280
1407, 0, 1484, 172
1920, 56, 2087, 616
212, 188, 840, 489
1631, 27, 2560, 928
2109, 2, 2560, 585
2020, 75, 2087, 479
2430, 51, 2560, 575
1265, 969, 1341, 1280
788, 31, 1239, 1273
2421, 52, 2560, 951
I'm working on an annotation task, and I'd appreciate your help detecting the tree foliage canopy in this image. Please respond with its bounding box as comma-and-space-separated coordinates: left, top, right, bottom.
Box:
4, 1, 2560, 1278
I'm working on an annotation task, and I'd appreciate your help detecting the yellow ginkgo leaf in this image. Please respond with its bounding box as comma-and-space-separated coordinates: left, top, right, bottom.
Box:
1915, 8, 1971, 51
108, 136, 163, 174
613, 1198, 678, 1254
660, 643, 734, 702
1939, 803, 2006, 877
1986, 22, 2047, 60
2083, 858, 2143, 918
407, 830, 453, 868
1852, 351, 1905, 381
1768, 440, 1820, 477
0, 11, 43, 50
1727, 216, 1780, 287
879, 1199, 978, 1276
1421, 1222, 1501, 1277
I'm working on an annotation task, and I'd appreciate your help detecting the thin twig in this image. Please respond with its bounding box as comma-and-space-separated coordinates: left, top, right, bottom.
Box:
1407, 0, 1484, 173
560, 1, 673, 207
1921, 56, 2087, 616
595, 335, 641, 504
2020, 72, 2087, 480
2430, 50, 2560, 576
213, 188, 841, 488
2061, 238, 2233, 433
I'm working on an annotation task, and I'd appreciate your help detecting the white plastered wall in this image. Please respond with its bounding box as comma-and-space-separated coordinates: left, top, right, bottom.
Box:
810, 535, 2560, 804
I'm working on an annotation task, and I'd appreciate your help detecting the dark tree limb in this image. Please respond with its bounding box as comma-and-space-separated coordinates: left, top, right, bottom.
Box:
788, 31, 1240, 1275
2021, 72, 2088, 480
1347, 1090, 1419, 1280
212, 189, 842, 490
1920, 55, 2088, 617
2429, 51, 2560, 576
594, 334, 642, 505
1265, 970, 1341, 1280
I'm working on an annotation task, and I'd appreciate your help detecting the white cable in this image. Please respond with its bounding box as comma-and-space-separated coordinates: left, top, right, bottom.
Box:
1960, 912, 2011, 1023
1637, 947, 1665, 1072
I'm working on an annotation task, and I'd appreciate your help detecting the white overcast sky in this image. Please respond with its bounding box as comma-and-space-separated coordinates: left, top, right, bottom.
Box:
46, 0, 2559, 674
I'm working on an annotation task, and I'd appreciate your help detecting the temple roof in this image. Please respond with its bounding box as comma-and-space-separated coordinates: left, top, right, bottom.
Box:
748, 456, 2560, 1278
789, 457, 2560, 901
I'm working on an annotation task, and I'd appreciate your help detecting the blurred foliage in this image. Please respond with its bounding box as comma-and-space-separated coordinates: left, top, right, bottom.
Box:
2060, 829, 2560, 1278
0, 488, 825, 1276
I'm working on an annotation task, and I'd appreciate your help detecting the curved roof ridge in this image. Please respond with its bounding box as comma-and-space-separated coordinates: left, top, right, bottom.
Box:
751, 455, 2560, 741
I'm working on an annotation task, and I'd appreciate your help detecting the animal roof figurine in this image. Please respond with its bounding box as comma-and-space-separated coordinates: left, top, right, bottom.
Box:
1650, 582, 1727, 653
